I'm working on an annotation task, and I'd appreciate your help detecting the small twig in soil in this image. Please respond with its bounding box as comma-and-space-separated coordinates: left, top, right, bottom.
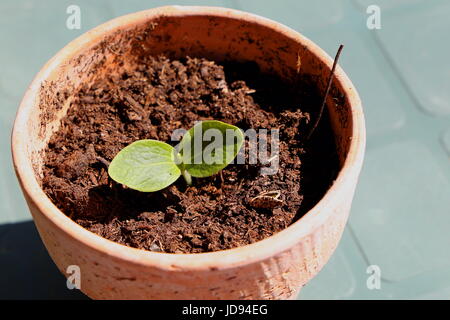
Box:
306, 44, 344, 141
96, 156, 111, 167
236, 178, 244, 191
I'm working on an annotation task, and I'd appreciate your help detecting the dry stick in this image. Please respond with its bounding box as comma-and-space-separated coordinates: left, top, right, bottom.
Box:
306, 44, 344, 141
96, 156, 111, 167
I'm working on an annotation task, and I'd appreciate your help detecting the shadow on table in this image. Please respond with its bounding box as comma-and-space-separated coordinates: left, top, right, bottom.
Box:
0, 220, 88, 300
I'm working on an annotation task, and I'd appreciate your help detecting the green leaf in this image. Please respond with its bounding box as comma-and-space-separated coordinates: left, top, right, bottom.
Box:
178, 120, 244, 178
108, 140, 181, 192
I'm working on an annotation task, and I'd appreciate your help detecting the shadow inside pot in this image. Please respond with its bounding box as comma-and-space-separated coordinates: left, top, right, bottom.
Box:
222, 61, 340, 222
0, 220, 88, 300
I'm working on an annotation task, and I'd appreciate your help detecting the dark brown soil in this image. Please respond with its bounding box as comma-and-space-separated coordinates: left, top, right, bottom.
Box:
41, 55, 339, 253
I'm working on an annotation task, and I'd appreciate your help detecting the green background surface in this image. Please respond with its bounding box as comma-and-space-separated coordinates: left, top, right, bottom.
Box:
1, 0, 449, 299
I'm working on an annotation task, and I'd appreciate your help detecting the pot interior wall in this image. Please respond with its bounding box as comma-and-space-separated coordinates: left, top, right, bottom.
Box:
30, 13, 352, 180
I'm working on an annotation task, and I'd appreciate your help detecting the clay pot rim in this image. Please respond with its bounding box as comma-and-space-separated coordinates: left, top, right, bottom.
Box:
11, 6, 365, 271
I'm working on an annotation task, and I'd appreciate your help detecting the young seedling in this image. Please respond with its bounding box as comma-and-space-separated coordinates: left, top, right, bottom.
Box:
108, 120, 244, 192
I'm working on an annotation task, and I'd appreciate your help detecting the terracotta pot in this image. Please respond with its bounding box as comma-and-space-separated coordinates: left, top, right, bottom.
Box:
11, 6, 365, 300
